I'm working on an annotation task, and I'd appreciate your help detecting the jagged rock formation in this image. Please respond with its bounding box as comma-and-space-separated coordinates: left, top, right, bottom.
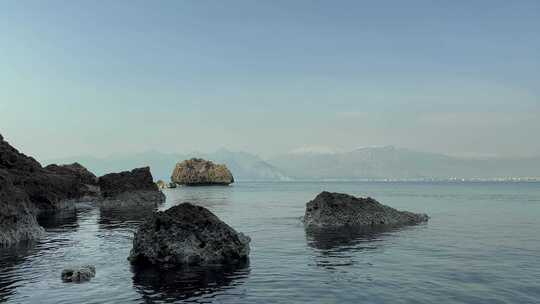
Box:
171, 158, 234, 186
0, 135, 94, 213
61, 265, 96, 282
303, 191, 428, 228
128, 203, 250, 266
98, 167, 165, 208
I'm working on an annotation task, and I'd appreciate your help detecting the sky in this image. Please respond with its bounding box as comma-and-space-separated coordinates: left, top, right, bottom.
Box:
1, 0, 539, 160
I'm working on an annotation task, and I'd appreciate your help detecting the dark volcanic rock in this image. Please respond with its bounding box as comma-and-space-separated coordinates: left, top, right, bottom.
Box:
1, 134, 100, 245
0, 135, 99, 213
61, 265, 96, 282
44, 163, 100, 199
98, 167, 165, 208
171, 158, 234, 186
128, 203, 250, 266
303, 191, 428, 228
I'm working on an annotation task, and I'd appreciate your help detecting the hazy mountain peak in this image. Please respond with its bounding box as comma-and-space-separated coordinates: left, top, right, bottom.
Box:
289, 146, 342, 155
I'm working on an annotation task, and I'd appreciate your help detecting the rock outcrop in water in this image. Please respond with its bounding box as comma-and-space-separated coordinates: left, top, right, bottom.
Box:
303, 191, 428, 228
61, 265, 96, 282
98, 167, 165, 209
171, 158, 234, 186
128, 203, 250, 266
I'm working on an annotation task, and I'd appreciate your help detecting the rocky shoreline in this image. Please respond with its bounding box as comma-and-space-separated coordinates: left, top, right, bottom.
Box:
0, 134, 163, 246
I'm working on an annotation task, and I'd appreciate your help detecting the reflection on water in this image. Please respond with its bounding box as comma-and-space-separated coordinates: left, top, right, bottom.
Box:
132, 261, 250, 302
98, 207, 155, 231
37, 210, 79, 231
1, 182, 539, 303
0, 242, 37, 302
305, 225, 412, 270
305, 225, 402, 251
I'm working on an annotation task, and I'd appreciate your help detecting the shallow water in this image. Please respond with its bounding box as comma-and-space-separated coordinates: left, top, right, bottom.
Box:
1, 182, 540, 303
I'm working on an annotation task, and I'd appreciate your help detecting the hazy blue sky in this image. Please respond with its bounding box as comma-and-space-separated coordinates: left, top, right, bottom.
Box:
1, 0, 539, 160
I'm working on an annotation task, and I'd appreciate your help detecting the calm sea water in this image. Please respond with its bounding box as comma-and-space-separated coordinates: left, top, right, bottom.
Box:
1, 182, 539, 304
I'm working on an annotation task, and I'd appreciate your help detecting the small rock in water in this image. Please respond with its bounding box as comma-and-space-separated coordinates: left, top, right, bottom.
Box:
61, 265, 96, 282
303, 191, 429, 228
128, 202, 250, 266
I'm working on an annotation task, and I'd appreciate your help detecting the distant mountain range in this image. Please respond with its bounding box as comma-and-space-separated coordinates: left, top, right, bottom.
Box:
46, 146, 540, 182
268, 146, 540, 181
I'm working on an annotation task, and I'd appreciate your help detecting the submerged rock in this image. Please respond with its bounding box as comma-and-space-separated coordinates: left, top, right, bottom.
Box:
303, 191, 428, 228
171, 158, 234, 186
61, 265, 96, 282
128, 203, 250, 266
98, 167, 165, 209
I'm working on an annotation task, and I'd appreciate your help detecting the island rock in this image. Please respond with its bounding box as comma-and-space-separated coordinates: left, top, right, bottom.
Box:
98, 167, 165, 209
171, 158, 234, 186
128, 203, 250, 266
303, 191, 428, 228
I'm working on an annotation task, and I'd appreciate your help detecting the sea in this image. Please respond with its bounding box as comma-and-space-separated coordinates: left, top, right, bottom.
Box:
1, 181, 539, 304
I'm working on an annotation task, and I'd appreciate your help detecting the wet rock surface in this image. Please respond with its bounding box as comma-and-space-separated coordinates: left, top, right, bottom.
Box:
171, 158, 234, 186
303, 191, 429, 228
61, 265, 96, 282
128, 203, 250, 266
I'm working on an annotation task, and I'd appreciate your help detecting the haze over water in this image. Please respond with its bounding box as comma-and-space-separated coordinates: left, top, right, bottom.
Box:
1, 181, 539, 303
